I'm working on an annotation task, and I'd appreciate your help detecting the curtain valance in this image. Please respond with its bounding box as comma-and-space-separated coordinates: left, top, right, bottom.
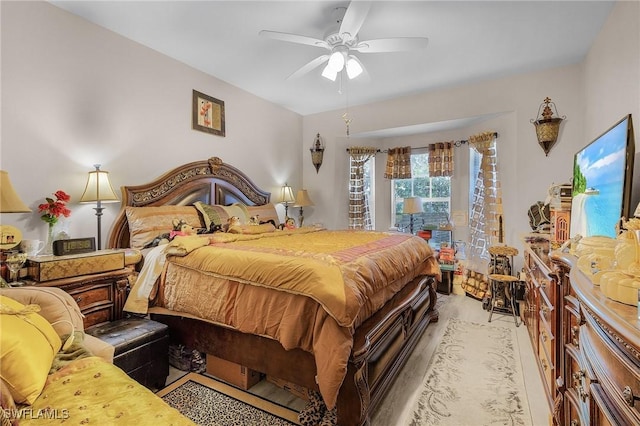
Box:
428, 142, 454, 177
384, 146, 412, 179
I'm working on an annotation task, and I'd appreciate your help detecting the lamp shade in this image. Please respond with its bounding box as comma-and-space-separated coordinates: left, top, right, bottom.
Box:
634, 202, 640, 218
0, 170, 31, 213
403, 197, 423, 214
294, 190, 314, 207
79, 165, 119, 203
279, 183, 295, 204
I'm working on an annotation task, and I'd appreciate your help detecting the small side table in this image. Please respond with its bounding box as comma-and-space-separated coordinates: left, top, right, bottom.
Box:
437, 263, 455, 295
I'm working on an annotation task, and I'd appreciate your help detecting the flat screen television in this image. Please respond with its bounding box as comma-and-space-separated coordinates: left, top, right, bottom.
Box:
570, 114, 635, 238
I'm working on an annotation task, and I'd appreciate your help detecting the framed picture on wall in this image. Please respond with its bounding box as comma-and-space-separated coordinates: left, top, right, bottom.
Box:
192, 90, 225, 136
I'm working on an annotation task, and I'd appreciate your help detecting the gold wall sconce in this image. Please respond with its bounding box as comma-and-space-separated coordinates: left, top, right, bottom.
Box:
310, 133, 325, 173
531, 97, 566, 156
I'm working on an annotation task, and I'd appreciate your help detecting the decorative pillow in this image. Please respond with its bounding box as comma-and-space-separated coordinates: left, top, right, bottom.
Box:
126, 206, 203, 250
0, 295, 62, 404
194, 202, 226, 230
221, 204, 248, 224
0, 287, 83, 336
245, 203, 280, 227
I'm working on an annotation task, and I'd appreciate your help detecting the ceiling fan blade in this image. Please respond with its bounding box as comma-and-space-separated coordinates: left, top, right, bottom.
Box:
354, 37, 429, 53
339, 1, 371, 41
259, 30, 329, 50
287, 55, 330, 80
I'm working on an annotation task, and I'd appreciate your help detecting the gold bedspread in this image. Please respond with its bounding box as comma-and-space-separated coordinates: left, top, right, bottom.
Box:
19, 357, 193, 425
151, 229, 439, 410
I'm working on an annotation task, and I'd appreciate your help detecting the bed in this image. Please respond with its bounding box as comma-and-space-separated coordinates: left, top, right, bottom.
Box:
107, 157, 441, 426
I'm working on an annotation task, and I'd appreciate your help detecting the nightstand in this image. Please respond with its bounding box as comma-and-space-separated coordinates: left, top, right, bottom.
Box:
33, 269, 129, 328
26, 250, 130, 328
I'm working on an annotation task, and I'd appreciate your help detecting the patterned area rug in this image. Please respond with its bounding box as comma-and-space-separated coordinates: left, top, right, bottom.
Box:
407, 318, 532, 426
157, 373, 299, 426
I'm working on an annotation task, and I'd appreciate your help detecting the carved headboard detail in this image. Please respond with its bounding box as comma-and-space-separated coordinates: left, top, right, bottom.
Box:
107, 157, 271, 248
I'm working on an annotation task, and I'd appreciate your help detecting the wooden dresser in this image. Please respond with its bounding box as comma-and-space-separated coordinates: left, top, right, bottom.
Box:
552, 251, 640, 426
522, 236, 564, 415
523, 237, 640, 425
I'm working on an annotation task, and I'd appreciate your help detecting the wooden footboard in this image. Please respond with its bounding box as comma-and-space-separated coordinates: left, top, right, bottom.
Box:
151, 274, 438, 426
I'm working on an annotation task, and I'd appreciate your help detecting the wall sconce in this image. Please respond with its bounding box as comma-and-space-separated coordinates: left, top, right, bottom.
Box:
531, 97, 566, 156
310, 133, 325, 173
279, 183, 295, 221
293, 189, 314, 227
80, 164, 119, 249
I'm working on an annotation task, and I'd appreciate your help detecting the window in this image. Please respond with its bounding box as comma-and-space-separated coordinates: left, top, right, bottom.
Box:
392, 152, 451, 232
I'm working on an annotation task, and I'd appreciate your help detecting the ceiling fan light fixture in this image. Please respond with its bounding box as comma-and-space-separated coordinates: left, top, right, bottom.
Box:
346, 56, 363, 79
327, 50, 345, 72
321, 64, 338, 81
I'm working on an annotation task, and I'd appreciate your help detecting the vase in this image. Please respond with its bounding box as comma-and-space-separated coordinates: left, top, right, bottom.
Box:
43, 224, 55, 255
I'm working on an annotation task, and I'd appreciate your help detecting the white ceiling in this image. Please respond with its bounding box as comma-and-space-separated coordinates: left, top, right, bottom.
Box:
50, 1, 614, 118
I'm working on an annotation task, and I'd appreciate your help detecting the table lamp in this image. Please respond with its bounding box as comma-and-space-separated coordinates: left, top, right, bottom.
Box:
293, 189, 314, 227
0, 170, 31, 286
279, 183, 295, 221
403, 196, 423, 234
80, 164, 119, 249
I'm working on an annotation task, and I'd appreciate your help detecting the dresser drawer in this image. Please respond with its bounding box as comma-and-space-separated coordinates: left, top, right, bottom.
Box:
582, 315, 640, 425
34, 269, 129, 328
564, 388, 589, 426
83, 307, 112, 328
67, 282, 112, 310
564, 295, 582, 348
565, 344, 590, 418
539, 329, 554, 394
539, 288, 554, 341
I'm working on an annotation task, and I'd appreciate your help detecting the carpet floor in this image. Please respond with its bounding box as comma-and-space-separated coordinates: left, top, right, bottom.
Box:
157, 372, 300, 425
371, 294, 548, 426
405, 318, 532, 425
157, 294, 548, 426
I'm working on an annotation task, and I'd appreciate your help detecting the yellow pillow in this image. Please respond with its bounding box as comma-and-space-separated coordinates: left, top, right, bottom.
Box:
245, 203, 280, 227
125, 206, 203, 250
0, 295, 62, 404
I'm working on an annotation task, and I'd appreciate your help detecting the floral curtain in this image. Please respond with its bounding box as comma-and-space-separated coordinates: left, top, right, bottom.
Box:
428, 142, 454, 177
384, 146, 412, 179
461, 131, 502, 300
348, 146, 377, 230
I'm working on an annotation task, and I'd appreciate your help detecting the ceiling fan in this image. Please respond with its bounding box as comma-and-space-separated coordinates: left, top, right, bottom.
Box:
259, 1, 429, 82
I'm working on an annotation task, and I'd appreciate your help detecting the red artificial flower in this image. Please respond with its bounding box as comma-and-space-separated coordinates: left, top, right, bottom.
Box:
39, 190, 71, 225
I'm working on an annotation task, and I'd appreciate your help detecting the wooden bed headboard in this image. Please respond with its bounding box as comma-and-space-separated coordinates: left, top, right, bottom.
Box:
107, 157, 271, 249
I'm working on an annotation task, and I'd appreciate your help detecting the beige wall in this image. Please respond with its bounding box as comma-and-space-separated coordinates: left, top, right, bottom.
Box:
584, 1, 640, 141
0, 1, 302, 247
302, 1, 639, 253
1, 1, 637, 253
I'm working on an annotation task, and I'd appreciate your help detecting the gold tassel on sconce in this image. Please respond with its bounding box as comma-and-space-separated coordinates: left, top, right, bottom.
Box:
310, 133, 325, 173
